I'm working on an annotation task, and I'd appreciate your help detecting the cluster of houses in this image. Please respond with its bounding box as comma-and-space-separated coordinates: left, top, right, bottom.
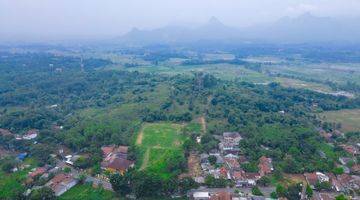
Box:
0, 128, 38, 141
101, 145, 135, 174
196, 132, 274, 188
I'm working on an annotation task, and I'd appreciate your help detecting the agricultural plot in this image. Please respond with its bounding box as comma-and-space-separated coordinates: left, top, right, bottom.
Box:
135, 123, 186, 179
59, 184, 117, 200
319, 109, 360, 132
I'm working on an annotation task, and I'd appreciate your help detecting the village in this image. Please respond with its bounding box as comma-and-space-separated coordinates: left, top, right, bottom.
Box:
1, 126, 359, 200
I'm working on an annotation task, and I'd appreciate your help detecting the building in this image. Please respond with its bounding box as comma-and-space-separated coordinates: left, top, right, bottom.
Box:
340, 144, 358, 155
28, 167, 48, 178
192, 191, 210, 200
23, 129, 38, 140
101, 145, 134, 174
223, 132, 242, 144
210, 191, 232, 200
46, 173, 78, 196
304, 172, 329, 188
233, 170, 260, 187
224, 157, 241, 171
258, 156, 273, 176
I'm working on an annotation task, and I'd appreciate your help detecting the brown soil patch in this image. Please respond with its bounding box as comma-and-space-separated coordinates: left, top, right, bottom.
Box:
136, 127, 144, 145
188, 152, 202, 177
198, 116, 206, 135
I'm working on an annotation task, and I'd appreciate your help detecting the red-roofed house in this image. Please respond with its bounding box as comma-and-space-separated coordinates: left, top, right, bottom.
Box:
29, 167, 47, 178
258, 156, 273, 176
46, 173, 78, 196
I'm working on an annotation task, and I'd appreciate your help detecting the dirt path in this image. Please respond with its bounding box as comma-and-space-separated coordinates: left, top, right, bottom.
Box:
188, 152, 201, 177
140, 149, 150, 170
136, 127, 144, 145
199, 116, 206, 135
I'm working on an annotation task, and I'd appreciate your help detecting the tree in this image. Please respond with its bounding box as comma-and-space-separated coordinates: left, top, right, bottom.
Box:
332, 167, 344, 175
252, 186, 263, 196
208, 155, 217, 165
270, 191, 278, 199
257, 176, 271, 187
178, 177, 199, 194
29, 187, 56, 200
306, 184, 313, 198
276, 184, 286, 198
109, 173, 131, 196
335, 194, 349, 200
1, 158, 16, 173
315, 181, 331, 191
77, 173, 87, 184
132, 171, 162, 198
286, 183, 302, 200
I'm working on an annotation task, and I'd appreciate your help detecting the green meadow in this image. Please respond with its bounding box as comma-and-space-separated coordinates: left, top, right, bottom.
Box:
135, 123, 187, 179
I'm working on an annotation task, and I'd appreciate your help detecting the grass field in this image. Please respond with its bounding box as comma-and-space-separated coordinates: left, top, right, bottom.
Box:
276, 77, 333, 93
59, 184, 118, 200
135, 123, 186, 179
319, 109, 360, 132
0, 158, 38, 199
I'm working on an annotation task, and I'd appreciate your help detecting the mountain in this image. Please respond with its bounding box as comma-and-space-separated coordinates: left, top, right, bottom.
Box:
118, 14, 360, 45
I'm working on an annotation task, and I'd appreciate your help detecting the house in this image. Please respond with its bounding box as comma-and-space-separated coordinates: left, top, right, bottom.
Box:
210, 191, 232, 200
223, 132, 242, 143
17, 152, 28, 161
340, 144, 358, 155
316, 172, 330, 182
335, 174, 360, 192
103, 157, 134, 173
192, 191, 210, 200
234, 171, 260, 187
224, 157, 241, 171
304, 173, 318, 188
351, 164, 360, 174
339, 157, 353, 165
219, 167, 231, 179
314, 193, 335, 200
194, 176, 205, 183
23, 129, 38, 140
101, 145, 134, 174
258, 156, 273, 176
0, 128, 13, 136
28, 167, 48, 178
46, 173, 78, 196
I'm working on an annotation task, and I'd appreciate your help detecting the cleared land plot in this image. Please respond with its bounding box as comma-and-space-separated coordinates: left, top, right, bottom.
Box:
319, 109, 360, 132
135, 123, 186, 179
59, 184, 117, 200
276, 77, 333, 93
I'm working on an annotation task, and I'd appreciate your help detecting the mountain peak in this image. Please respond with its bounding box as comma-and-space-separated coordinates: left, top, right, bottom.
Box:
207, 16, 223, 26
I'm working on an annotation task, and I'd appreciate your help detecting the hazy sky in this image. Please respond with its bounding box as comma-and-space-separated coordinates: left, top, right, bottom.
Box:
1, 0, 360, 41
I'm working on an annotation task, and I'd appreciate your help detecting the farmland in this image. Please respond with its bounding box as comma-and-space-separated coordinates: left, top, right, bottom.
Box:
319, 109, 360, 132
59, 184, 118, 200
135, 123, 187, 179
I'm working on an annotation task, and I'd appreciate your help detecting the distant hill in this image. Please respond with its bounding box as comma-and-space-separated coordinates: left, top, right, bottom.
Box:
117, 14, 360, 45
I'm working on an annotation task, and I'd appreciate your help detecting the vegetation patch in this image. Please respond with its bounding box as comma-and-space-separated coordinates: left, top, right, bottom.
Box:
59, 184, 117, 200
135, 123, 187, 179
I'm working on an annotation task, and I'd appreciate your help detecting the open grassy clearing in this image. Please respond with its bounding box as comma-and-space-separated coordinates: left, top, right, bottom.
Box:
135, 123, 186, 179
319, 109, 360, 132
276, 77, 333, 93
59, 184, 118, 200
123, 63, 272, 82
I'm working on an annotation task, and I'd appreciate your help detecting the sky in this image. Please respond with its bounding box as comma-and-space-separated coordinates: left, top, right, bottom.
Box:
1, 0, 360, 41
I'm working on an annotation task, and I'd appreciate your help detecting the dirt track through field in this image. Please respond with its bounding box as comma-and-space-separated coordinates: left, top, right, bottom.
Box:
199, 116, 206, 135
140, 149, 150, 170
136, 128, 144, 145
